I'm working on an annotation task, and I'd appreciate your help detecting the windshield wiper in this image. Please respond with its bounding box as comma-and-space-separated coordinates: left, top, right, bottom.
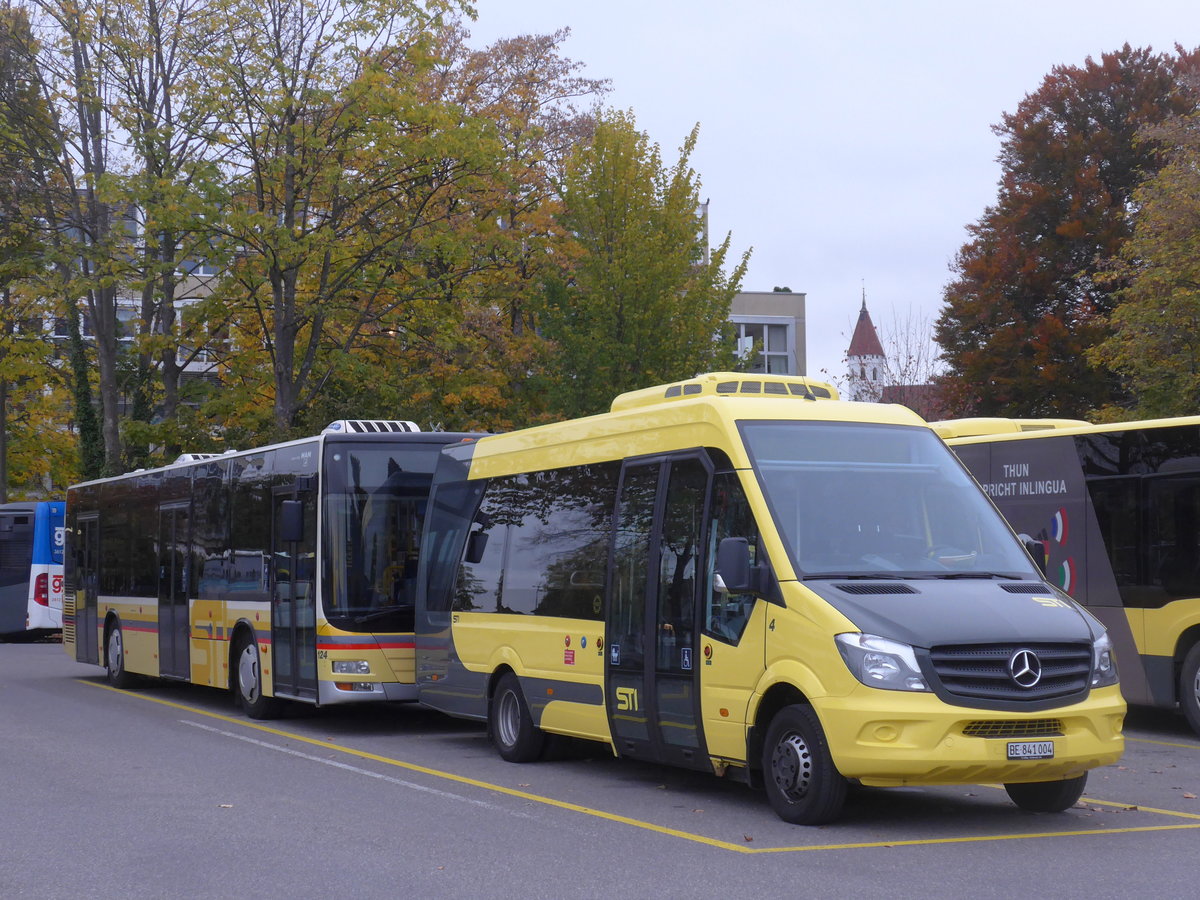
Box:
803, 572, 922, 581
352, 606, 410, 626
929, 571, 1024, 580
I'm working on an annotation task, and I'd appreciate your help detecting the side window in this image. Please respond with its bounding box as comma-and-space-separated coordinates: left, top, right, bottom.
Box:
657, 459, 707, 671
1149, 476, 1200, 598
1088, 477, 1139, 589
453, 464, 618, 619
704, 472, 758, 644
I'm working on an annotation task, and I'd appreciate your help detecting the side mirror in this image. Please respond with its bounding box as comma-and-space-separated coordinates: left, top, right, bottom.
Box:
465, 530, 489, 564
716, 537, 753, 593
279, 499, 304, 544
1020, 534, 1048, 577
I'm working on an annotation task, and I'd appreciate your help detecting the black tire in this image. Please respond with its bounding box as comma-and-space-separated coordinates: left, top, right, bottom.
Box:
1180, 642, 1200, 737
235, 633, 282, 720
1004, 773, 1087, 812
105, 622, 138, 689
490, 672, 545, 763
761, 704, 847, 825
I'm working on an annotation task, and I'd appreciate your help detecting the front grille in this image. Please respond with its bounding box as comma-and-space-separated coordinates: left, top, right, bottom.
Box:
927, 642, 1091, 703
962, 718, 1064, 738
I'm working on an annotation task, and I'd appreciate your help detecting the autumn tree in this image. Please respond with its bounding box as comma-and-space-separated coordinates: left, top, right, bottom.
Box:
936, 45, 1200, 417
100, 0, 230, 466
1090, 112, 1200, 416
370, 25, 606, 431
191, 0, 504, 441
3, 0, 159, 476
539, 110, 748, 419
0, 5, 101, 486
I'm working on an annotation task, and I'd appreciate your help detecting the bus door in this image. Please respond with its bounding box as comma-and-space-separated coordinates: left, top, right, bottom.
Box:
606, 454, 711, 771
270, 487, 317, 700
157, 504, 191, 679
76, 515, 100, 664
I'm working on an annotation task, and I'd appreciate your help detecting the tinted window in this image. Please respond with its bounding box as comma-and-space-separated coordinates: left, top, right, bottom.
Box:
323, 444, 441, 630
742, 421, 1037, 579
1148, 476, 1200, 597
704, 472, 758, 644
453, 463, 619, 620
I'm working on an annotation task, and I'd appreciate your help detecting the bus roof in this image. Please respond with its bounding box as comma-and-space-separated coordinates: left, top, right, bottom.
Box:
67, 426, 471, 490
935, 413, 1200, 445
929, 417, 1090, 440
467, 372, 928, 479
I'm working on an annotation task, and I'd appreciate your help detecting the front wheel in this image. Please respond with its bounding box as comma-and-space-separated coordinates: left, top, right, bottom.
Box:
1179, 642, 1200, 737
105, 622, 138, 689
490, 672, 545, 762
1004, 773, 1087, 812
235, 634, 282, 720
761, 704, 847, 825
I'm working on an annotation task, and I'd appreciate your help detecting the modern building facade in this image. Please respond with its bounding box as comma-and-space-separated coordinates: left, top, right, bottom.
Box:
729, 290, 806, 376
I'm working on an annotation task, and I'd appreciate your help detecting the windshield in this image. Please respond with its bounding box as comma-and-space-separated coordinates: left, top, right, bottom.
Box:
740, 421, 1039, 579
323, 443, 442, 631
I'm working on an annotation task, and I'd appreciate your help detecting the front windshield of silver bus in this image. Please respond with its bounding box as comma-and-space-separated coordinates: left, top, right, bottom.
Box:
323, 443, 442, 631
740, 421, 1039, 579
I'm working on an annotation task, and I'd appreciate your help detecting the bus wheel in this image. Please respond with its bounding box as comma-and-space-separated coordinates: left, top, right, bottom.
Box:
1180, 643, 1200, 736
235, 635, 281, 720
1004, 773, 1087, 812
105, 623, 137, 689
490, 672, 545, 763
761, 704, 847, 825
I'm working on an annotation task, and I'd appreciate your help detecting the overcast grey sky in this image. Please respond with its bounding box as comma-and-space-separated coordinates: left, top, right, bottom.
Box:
465, 0, 1200, 387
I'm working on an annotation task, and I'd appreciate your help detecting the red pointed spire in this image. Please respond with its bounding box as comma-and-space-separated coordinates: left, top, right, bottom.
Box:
848, 292, 885, 358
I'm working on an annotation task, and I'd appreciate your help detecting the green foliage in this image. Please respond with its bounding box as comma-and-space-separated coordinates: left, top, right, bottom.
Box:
1, 5, 750, 493
539, 110, 747, 419
936, 45, 1200, 417
1090, 113, 1200, 417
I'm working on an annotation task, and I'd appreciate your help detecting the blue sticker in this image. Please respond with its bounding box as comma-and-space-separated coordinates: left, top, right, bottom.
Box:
681, 647, 692, 671
610, 643, 620, 665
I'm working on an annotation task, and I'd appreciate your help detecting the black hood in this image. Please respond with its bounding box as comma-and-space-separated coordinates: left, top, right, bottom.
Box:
802, 578, 1098, 648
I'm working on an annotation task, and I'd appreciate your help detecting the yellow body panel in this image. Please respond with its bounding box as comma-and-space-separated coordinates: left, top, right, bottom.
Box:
1142, 599, 1200, 657
313, 622, 416, 685
454, 611, 609, 741
814, 685, 1125, 786
99, 599, 161, 678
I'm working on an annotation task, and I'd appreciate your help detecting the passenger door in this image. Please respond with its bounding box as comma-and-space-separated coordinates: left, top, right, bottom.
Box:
270, 488, 317, 700
75, 515, 100, 664
606, 455, 710, 771
157, 504, 191, 679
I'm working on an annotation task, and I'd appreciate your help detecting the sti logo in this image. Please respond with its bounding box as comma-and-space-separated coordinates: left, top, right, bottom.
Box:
615, 687, 639, 712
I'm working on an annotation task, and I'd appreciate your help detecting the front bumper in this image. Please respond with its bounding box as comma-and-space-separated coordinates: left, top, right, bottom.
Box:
813, 685, 1126, 786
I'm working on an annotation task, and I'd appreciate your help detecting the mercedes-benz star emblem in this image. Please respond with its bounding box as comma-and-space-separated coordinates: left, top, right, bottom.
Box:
1008, 648, 1042, 688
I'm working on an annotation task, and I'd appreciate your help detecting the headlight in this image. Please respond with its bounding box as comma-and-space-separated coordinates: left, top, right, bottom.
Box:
1091, 632, 1119, 687
836, 633, 929, 692
332, 660, 371, 675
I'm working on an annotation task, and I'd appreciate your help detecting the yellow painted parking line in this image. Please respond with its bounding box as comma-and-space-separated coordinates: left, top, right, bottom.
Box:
754, 822, 1200, 853
1126, 735, 1200, 751
82, 680, 1200, 853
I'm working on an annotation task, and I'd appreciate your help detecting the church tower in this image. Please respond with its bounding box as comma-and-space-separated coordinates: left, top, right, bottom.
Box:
846, 293, 887, 402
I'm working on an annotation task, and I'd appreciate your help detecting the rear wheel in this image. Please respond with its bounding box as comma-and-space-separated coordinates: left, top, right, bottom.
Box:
1004, 773, 1087, 812
235, 634, 281, 720
761, 704, 847, 825
1180, 642, 1200, 737
105, 622, 137, 689
490, 672, 545, 762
